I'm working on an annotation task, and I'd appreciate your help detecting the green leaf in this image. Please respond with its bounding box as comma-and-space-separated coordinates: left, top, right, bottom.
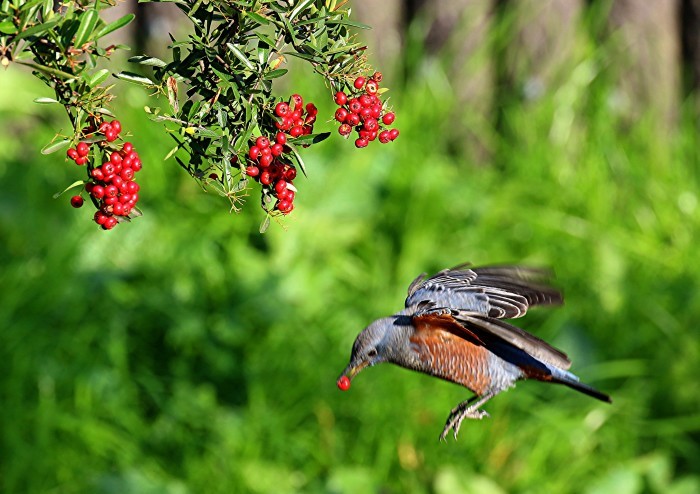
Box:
283, 51, 322, 63
0, 19, 16, 34
128, 55, 167, 67
52, 180, 86, 199
74, 9, 99, 47
264, 69, 288, 80
93, 13, 135, 40
326, 19, 371, 30
41, 139, 70, 155
226, 43, 256, 71
14, 19, 58, 42
259, 214, 271, 233
114, 71, 155, 85
195, 128, 222, 139
86, 69, 110, 87
164, 145, 179, 161
287, 144, 308, 177
244, 11, 269, 25
289, 0, 314, 21
290, 132, 330, 146
33, 97, 60, 104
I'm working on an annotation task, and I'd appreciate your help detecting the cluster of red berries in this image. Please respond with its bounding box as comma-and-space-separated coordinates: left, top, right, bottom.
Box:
65, 119, 142, 230
245, 133, 298, 215
334, 73, 399, 148
273, 93, 318, 138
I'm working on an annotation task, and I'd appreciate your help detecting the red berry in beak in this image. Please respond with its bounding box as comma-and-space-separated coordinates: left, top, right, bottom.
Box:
337, 375, 351, 391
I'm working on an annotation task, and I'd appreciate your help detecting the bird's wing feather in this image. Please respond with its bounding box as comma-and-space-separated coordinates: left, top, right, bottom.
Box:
406, 264, 562, 319
452, 311, 572, 369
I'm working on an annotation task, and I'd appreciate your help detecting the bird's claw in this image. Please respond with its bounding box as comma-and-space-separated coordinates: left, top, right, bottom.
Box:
439, 405, 490, 441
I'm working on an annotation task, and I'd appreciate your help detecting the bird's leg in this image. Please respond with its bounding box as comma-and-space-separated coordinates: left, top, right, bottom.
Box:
440, 391, 496, 441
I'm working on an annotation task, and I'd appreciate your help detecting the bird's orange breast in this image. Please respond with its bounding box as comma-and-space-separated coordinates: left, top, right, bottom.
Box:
409, 325, 493, 395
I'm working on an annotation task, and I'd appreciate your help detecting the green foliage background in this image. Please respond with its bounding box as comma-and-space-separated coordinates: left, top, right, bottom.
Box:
1, 10, 699, 494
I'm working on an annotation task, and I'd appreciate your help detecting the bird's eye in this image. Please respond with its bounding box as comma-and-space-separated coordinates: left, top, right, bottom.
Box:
367, 349, 378, 358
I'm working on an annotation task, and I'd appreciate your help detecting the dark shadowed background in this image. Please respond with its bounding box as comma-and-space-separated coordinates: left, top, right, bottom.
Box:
1, 1, 699, 493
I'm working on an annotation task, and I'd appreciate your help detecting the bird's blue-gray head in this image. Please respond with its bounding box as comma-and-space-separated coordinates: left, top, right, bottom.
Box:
337, 315, 412, 390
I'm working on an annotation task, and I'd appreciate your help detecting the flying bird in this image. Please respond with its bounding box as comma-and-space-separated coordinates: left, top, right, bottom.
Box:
337, 264, 611, 440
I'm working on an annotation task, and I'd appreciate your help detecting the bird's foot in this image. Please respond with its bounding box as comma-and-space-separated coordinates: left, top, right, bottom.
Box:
439, 402, 490, 441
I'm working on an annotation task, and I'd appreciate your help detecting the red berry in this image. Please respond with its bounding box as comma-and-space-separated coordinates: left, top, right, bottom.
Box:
105, 185, 118, 198
271, 143, 284, 157
335, 108, 349, 123
99, 122, 111, 134
246, 165, 260, 177
103, 216, 118, 230
363, 118, 378, 132
110, 152, 122, 165
256, 136, 270, 149
260, 171, 272, 185
105, 130, 117, 142
338, 123, 352, 136
76, 142, 89, 157
121, 168, 134, 181
249, 146, 261, 160
359, 94, 372, 108
284, 167, 297, 181
113, 202, 125, 216
91, 169, 104, 182
334, 91, 348, 106
67, 148, 79, 160
70, 195, 83, 208
111, 175, 124, 189
337, 375, 351, 391
353, 76, 365, 90
291, 94, 303, 109
348, 99, 362, 114
389, 128, 400, 140
94, 211, 108, 225
275, 132, 287, 145
260, 154, 273, 168
111, 120, 122, 134
370, 104, 382, 119
305, 103, 317, 116
127, 181, 139, 194
122, 142, 134, 154
102, 162, 115, 176
104, 196, 118, 206
289, 125, 303, 138
75, 156, 88, 166
355, 137, 369, 148
365, 80, 378, 95
382, 112, 396, 125
359, 107, 372, 121
274, 180, 287, 195
346, 113, 361, 127
131, 159, 142, 172
275, 102, 290, 117
277, 199, 293, 213
379, 130, 391, 143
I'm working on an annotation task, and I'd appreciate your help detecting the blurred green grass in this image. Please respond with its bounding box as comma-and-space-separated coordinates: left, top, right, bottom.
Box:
1, 16, 700, 494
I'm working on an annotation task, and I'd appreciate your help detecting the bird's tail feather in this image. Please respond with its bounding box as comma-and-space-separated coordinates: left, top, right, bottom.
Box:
553, 376, 612, 403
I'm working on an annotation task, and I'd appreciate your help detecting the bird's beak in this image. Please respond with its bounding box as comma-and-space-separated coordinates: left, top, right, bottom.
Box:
340, 359, 369, 381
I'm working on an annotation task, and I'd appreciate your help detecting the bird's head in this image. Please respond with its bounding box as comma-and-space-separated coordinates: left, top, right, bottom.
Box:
337, 315, 410, 391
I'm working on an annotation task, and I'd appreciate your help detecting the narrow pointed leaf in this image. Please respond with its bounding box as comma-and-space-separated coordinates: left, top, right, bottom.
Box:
41, 139, 70, 155
74, 9, 99, 47
227, 43, 256, 71
93, 13, 135, 40
52, 180, 86, 199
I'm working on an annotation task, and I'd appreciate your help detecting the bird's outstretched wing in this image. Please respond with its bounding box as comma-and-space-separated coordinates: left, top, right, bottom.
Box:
406, 264, 562, 319
412, 308, 572, 370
